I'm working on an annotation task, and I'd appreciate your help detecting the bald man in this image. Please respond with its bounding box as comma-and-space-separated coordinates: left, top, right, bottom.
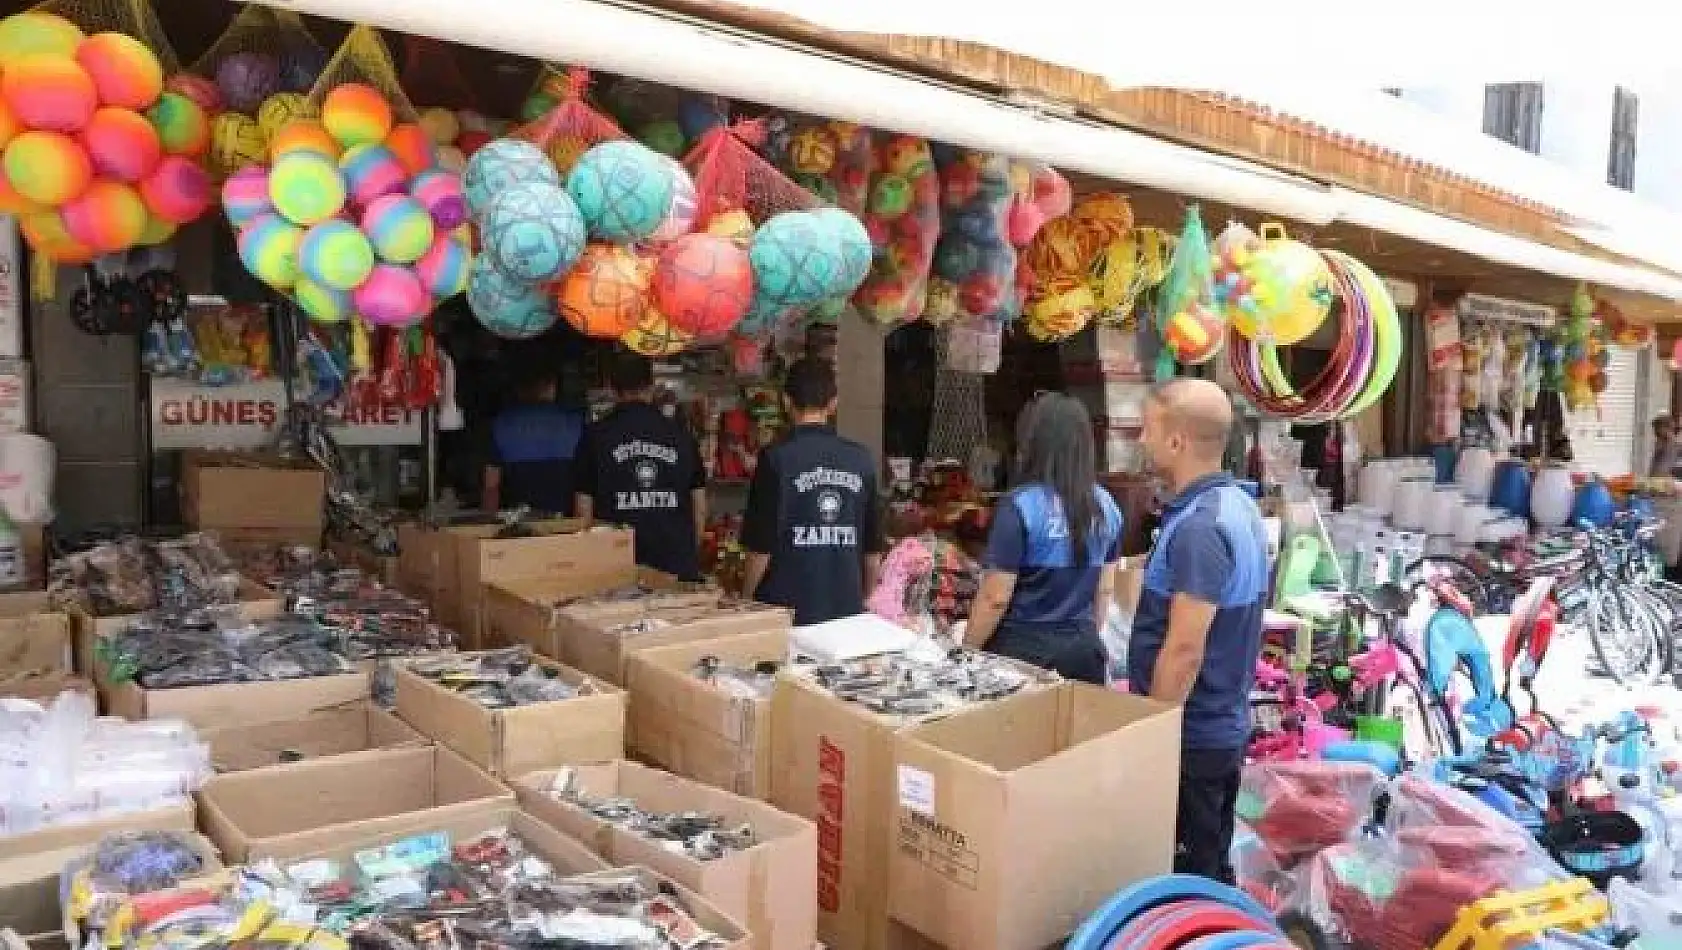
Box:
1129, 378, 1269, 883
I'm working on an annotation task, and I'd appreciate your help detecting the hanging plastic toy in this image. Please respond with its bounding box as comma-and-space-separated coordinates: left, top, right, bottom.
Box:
1153, 206, 1224, 376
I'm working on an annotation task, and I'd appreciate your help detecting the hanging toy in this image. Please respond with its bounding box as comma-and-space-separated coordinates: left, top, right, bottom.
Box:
1228, 224, 1334, 345
1153, 206, 1224, 375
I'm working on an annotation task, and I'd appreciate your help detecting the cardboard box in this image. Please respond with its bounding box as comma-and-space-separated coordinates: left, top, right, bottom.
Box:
181, 451, 326, 532
0, 832, 219, 942
201, 701, 428, 773
0, 593, 71, 689
327, 537, 399, 587
287, 804, 610, 879
69, 577, 278, 676
559, 598, 791, 686
0, 673, 93, 704
624, 629, 788, 798
888, 684, 1181, 950
768, 670, 1055, 950
515, 761, 816, 950
197, 744, 514, 862
394, 653, 624, 776
482, 567, 690, 656
0, 800, 195, 862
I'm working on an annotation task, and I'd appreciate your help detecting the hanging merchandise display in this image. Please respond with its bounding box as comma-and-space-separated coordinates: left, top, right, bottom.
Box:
1216, 222, 1335, 345
1553, 283, 1605, 411
1153, 206, 1223, 374
852, 133, 940, 327
183, 5, 327, 181
514, 65, 626, 178
770, 115, 874, 214
1021, 190, 1135, 342
924, 149, 1017, 328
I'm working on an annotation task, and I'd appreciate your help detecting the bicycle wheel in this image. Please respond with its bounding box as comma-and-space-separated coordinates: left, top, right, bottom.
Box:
1630, 583, 1679, 677
1403, 557, 1492, 615
1589, 585, 1666, 687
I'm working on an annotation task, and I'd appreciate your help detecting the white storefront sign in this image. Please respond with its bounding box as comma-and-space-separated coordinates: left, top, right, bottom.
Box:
149, 378, 423, 450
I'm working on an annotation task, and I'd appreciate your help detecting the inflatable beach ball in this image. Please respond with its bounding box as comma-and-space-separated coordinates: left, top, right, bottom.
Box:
555, 243, 652, 339
652, 233, 753, 338
269, 150, 345, 225
467, 253, 554, 339
415, 231, 470, 299
481, 180, 585, 283
566, 140, 672, 244
462, 137, 556, 218
298, 219, 375, 290
322, 83, 393, 149
238, 214, 303, 289
749, 211, 843, 308
354, 263, 429, 326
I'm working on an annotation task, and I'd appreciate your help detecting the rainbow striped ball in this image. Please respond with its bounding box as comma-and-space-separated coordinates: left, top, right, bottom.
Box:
414, 231, 469, 299
409, 170, 465, 230
61, 180, 146, 252
269, 150, 344, 225
139, 155, 211, 225
384, 123, 435, 177
354, 264, 428, 326
270, 120, 339, 162
4, 130, 90, 206
361, 193, 434, 264
80, 107, 160, 183
298, 219, 375, 290
322, 84, 392, 148
3, 55, 97, 133
76, 32, 163, 111
294, 277, 350, 323
339, 143, 405, 207
238, 213, 303, 289
221, 165, 273, 228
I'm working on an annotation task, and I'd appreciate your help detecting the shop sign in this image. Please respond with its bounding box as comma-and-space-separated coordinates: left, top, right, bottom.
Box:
149, 379, 423, 450
1457, 293, 1556, 327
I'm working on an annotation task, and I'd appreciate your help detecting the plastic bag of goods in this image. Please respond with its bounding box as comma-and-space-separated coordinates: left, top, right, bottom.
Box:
923, 150, 1017, 326
1234, 760, 1384, 862
683, 119, 816, 227
853, 134, 940, 327
512, 66, 626, 176
772, 117, 874, 215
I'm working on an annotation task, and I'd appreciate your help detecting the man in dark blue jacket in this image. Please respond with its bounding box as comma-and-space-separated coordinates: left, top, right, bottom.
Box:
481, 372, 584, 515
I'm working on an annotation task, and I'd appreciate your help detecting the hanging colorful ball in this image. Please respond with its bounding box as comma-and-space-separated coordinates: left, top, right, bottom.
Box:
255, 92, 308, 140
622, 306, 694, 357
60, 180, 146, 252
0, 167, 42, 216
462, 137, 556, 217
146, 92, 209, 157
339, 142, 406, 206
556, 243, 652, 338
3, 55, 97, 133
321, 83, 393, 148
648, 157, 698, 244
467, 253, 553, 339
482, 180, 585, 283
75, 32, 162, 111
139, 155, 210, 224
0, 12, 84, 60
361, 193, 435, 265
165, 74, 221, 114
208, 113, 266, 177
1231, 234, 1334, 345
79, 107, 160, 183
0, 101, 17, 153
4, 131, 90, 206
269, 150, 344, 225
652, 233, 753, 338
269, 119, 338, 162
221, 165, 272, 227
295, 277, 350, 323
1162, 303, 1227, 365
637, 119, 685, 157
419, 107, 459, 145
238, 214, 303, 288
20, 210, 93, 263
384, 123, 436, 177
677, 94, 727, 141
787, 126, 838, 176
298, 219, 375, 290
812, 207, 871, 295
216, 52, 279, 115
749, 211, 842, 308
414, 232, 469, 299
353, 264, 429, 326
566, 140, 673, 243
409, 169, 466, 230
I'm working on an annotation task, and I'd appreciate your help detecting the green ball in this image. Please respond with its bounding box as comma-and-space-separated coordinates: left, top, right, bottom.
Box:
298, 220, 375, 291
637, 119, 686, 157
870, 174, 913, 218
295, 278, 350, 323
269, 152, 346, 226
521, 91, 557, 122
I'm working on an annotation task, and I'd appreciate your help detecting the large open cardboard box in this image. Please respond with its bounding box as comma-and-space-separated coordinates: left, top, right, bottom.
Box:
68, 578, 278, 678
768, 668, 1056, 950
196, 744, 513, 862
0, 593, 70, 684
393, 653, 624, 776
286, 803, 611, 879
482, 567, 693, 657
557, 598, 791, 686
624, 628, 788, 798
516, 761, 816, 950
0, 832, 219, 944
888, 683, 1181, 950
181, 451, 326, 534
0, 801, 196, 862
201, 700, 428, 773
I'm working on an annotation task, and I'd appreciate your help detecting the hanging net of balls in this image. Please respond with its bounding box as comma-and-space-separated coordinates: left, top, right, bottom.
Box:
398, 34, 478, 111
926, 327, 990, 466
683, 119, 816, 226
511, 66, 627, 178
185, 5, 321, 94
31, 0, 177, 72
303, 24, 417, 123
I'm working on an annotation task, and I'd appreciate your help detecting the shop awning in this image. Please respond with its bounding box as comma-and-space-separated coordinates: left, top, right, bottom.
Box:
255, 0, 1682, 304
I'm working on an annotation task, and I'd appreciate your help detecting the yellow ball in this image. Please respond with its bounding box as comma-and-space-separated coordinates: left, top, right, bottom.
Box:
209, 113, 267, 178
419, 107, 460, 145
787, 126, 837, 176
1230, 235, 1334, 346
256, 92, 310, 141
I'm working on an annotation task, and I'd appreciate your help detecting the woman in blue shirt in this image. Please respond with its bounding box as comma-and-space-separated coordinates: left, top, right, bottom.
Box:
962, 393, 1122, 684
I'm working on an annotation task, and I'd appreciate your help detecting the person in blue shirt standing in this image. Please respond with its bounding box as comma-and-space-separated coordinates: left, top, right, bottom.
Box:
481, 371, 585, 515
963, 393, 1122, 685
1128, 378, 1269, 883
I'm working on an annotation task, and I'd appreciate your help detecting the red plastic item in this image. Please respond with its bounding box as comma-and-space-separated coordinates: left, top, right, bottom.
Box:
683, 120, 816, 226
1104, 900, 1272, 950
378, 329, 404, 404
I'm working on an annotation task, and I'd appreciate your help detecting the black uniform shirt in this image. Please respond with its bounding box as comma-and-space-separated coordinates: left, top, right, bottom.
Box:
573, 401, 706, 580
741, 423, 884, 626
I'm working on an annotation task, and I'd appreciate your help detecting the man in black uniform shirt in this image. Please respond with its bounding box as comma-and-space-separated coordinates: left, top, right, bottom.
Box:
741, 357, 884, 625
573, 352, 707, 580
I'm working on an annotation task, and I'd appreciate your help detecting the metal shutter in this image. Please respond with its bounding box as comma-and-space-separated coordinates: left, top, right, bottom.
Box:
1565, 347, 1645, 476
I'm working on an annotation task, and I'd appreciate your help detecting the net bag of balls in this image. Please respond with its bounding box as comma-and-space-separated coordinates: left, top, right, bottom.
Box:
851, 133, 940, 328
1019, 190, 1132, 343
186, 5, 325, 107
682, 118, 816, 228
1153, 206, 1226, 376
398, 34, 477, 114
303, 25, 415, 124
511, 65, 626, 177
924, 149, 1018, 327
773, 117, 874, 215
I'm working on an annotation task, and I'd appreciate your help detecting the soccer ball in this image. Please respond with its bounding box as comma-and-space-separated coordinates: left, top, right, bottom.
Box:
481, 180, 585, 283
566, 140, 672, 243
466, 253, 554, 339
462, 137, 557, 218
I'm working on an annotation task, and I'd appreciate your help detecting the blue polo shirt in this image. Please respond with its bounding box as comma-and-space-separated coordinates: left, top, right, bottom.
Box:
1128, 473, 1268, 750
489, 404, 584, 515
982, 485, 1123, 629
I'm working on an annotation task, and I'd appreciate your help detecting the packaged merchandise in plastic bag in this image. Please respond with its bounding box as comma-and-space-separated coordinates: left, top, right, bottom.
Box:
772, 117, 875, 215
512, 66, 626, 176
683, 120, 816, 227
1234, 760, 1384, 862
924, 150, 1017, 326
62, 830, 211, 941
854, 133, 940, 327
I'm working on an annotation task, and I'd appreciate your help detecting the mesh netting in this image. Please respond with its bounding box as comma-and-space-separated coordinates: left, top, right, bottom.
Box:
927, 328, 990, 463
771, 117, 874, 215
511, 66, 626, 177
925, 150, 1017, 326
853, 133, 939, 328
303, 24, 417, 123
683, 120, 816, 226
398, 34, 477, 110
32, 0, 178, 73
186, 6, 319, 85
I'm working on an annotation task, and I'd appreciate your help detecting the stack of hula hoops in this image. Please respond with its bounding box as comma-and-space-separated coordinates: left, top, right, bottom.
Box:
1067, 875, 1296, 950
